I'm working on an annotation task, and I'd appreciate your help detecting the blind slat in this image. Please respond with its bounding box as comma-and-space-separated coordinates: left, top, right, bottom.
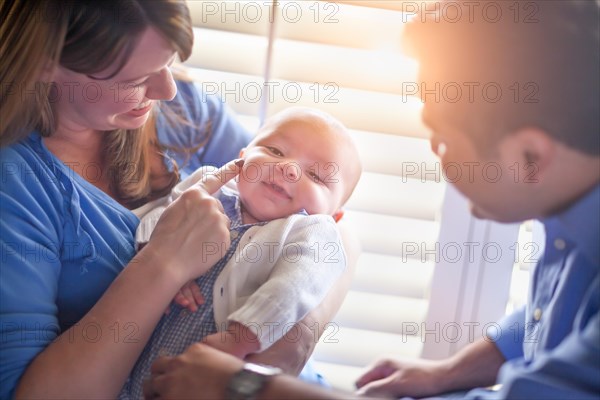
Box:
189, 28, 267, 76
333, 0, 428, 12
186, 68, 429, 137
188, 1, 270, 36
353, 253, 434, 299
267, 82, 428, 138
349, 130, 440, 179
189, 71, 264, 115
313, 326, 423, 367
344, 211, 440, 258
347, 172, 444, 220
334, 291, 429, 335
275, 2, 407, 50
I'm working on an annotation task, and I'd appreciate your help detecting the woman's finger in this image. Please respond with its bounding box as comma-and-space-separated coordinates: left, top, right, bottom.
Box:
198, 159, 244, 195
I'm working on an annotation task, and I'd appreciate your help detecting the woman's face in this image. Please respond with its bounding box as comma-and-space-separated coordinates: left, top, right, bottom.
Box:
50, 27, 177, 134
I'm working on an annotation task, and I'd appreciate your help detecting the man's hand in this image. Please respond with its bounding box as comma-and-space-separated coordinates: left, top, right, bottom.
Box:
356, 339, 506, 398
355, 357, 447, 398
143, 343, 244, 400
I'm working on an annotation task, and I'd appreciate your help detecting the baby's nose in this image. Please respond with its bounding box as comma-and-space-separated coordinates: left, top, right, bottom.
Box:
279, 162, 300, 181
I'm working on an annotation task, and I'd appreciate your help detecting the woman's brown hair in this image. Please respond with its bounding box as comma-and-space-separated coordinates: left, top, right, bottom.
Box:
1, 1, 194, 208
1, 0, 67, 145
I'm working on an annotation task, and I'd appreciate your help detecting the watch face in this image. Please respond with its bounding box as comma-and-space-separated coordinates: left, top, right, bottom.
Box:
236, 371, 266, 396
227, 364, 282, 400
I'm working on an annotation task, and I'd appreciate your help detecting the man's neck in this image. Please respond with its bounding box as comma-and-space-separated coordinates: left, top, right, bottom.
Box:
543, 150, 600, 217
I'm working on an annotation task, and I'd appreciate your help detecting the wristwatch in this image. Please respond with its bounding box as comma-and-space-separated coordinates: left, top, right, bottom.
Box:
225, 363, 282, 400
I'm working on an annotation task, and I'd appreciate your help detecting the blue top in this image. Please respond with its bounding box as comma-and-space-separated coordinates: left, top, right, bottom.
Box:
467, 185, 600, 399
154, 81, 254, 177
0, 80, 253, 398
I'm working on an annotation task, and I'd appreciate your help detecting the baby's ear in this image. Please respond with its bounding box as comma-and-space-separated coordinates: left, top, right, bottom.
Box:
332, 210, 344, 223
239, 148, 246, 158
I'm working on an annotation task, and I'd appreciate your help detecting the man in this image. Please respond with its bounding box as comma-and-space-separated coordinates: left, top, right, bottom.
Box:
145, 1, 599, 399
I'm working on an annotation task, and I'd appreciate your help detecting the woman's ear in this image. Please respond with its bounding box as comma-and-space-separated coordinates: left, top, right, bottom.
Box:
39, 60, 58, 82
512, 128, 556, 184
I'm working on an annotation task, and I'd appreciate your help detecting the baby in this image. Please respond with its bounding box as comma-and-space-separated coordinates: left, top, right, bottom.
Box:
120, 107, 362, 398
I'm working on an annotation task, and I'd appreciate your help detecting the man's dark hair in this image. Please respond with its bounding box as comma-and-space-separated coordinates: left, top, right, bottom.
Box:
404, 0, 599, 155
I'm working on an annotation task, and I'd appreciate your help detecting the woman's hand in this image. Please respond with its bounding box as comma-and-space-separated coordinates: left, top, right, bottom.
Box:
142, 160, 243, 284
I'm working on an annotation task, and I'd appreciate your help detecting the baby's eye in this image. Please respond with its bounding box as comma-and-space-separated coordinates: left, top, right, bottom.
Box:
266, 146, 284, 157
133, 78, 149, 87
308, 171, 324, 184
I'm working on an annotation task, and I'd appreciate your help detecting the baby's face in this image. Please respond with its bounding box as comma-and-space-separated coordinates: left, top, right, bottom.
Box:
237, 118, 354, 222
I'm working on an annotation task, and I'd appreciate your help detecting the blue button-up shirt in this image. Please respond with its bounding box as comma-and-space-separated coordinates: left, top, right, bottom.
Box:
466, 185, 600, 399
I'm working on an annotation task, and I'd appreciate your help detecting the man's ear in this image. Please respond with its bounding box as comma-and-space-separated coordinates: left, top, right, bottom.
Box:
512, 128, 556, 184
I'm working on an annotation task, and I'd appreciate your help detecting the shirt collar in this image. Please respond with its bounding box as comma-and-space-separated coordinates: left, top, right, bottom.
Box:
218, 186, 244, 228
542, 184, 600, 267
217, 185, 309, 228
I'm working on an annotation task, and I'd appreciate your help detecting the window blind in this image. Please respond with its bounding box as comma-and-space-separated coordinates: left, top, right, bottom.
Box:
507, 220, 543, 315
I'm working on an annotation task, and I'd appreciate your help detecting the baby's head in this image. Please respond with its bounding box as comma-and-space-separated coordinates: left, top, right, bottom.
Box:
237, 107, 362, 222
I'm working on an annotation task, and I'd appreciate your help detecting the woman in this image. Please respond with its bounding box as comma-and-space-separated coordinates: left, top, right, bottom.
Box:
0, 1, 356, 398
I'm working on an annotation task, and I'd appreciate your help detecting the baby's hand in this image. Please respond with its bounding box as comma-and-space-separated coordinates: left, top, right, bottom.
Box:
167, 280, 205, 314
203, 322, 260, 359
203, 332, 234, 355
204, 331, 250, 359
